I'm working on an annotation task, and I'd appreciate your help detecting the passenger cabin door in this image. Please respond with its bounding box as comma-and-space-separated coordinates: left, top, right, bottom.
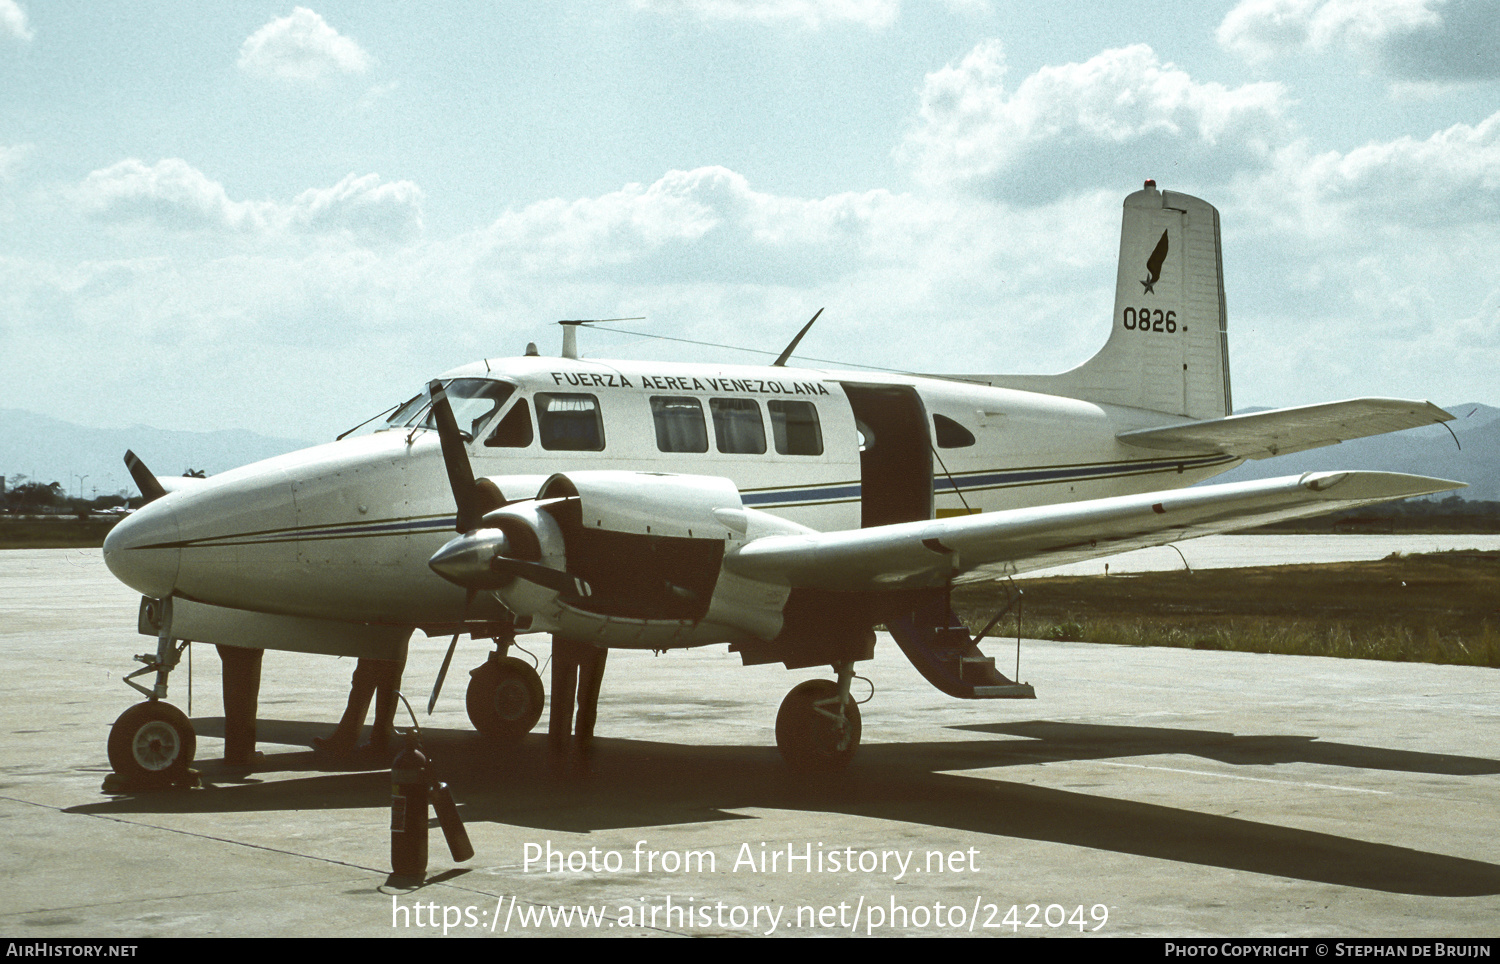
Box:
839, 383, 932, 528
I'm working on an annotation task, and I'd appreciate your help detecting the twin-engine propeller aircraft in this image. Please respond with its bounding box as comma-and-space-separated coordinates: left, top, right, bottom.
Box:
102, 181, 1461, 786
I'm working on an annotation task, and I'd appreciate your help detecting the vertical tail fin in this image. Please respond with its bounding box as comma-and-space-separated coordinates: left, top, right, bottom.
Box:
985, 182, 1232, 419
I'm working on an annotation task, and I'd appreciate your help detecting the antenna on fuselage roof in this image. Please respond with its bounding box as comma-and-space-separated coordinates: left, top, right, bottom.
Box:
558, 317, 645, 359
772, 307, 823, 367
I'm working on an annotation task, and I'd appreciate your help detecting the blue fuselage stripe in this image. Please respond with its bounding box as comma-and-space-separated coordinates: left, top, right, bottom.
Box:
741, 455, 1234, 507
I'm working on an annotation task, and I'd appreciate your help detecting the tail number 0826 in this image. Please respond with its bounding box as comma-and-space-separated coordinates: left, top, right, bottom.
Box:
1123, 307, 1176, 333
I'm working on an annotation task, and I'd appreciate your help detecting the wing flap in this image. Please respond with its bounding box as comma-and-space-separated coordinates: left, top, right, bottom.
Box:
1116, 398, 1452, 460
724, 471, 1463, 591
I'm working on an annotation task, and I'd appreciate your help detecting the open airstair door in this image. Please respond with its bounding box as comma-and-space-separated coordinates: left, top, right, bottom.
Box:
838, 383, 1034, 699
885, 594, 1036, 700
840, 383, 932, 528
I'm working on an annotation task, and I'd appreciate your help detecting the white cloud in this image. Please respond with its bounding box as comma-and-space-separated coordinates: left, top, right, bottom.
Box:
1256, 111, 1500, 233
0, 142, 32, 179
475, 166, 919, 285
78, 159, 264, 233
631, 0, 899, 29
289, 173, 424, 240
900, 42, 1289, 202
1216, 0, 1319, 62
458, 167, 1120, 376
1205, 109, 1500, 407
237, 7, 372, 82
0, 0, 32, 42
480, 167, 742, 274
1218, 0, 1500, 81
76, 159, 423, 242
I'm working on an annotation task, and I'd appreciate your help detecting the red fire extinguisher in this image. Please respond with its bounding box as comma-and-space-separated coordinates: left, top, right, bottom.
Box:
431, 778, 474, 863
390, 730, 428, 879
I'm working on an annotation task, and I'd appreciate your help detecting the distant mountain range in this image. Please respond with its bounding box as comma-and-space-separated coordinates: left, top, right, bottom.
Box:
3, 400, 1495, 502
0, 409, 316, 498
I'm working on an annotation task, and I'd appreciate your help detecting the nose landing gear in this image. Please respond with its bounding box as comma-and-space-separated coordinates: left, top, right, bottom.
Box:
104, 597, 199, 792
106, 701, 197, 789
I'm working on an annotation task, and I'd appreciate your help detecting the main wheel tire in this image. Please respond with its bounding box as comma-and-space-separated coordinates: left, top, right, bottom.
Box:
467, 656, 545, 742
107, 702, 196, 787
775, 679, 861, 773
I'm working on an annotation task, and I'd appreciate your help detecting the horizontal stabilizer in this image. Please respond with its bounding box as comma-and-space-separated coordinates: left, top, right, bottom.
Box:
725, 471, 1464, 591
1117, 398, 1452, 460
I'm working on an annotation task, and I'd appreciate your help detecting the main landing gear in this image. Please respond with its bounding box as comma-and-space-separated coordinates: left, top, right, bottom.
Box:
105, 601, 198, 791
466, 652, 545, 743
775, 661, 861, 773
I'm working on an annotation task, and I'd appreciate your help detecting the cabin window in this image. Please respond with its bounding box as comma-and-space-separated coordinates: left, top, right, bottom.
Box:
650, 396, 708, 453
485, 399, 533, 448
710, 398, 766, 454
768, 399, 823, 456
933, 413, 976, 449
536, 392, 606, 451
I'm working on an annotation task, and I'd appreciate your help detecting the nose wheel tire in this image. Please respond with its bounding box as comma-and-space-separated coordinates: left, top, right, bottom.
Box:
107, 702, 196, 788
467, 656, 545, 743
776, 679, 861, 773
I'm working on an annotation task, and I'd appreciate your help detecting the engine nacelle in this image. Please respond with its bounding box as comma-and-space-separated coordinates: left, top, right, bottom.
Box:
484, 471, 809, 648
536, 470, 744, 537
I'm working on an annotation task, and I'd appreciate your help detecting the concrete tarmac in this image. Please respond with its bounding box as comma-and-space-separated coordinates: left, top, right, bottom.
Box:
1, 548, 1497, 938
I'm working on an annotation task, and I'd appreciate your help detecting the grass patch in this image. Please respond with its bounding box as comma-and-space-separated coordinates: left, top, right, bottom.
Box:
953, 550, 1500, 669
0, 518, 119, 549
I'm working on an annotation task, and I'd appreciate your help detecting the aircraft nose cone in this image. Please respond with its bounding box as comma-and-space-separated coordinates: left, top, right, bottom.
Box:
103, 501, 182, 598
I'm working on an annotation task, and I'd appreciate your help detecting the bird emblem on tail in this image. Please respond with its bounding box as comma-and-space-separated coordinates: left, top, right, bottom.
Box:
1141, 229, 1169, 294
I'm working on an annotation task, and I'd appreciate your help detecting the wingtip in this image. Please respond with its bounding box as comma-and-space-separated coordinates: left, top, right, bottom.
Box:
1299, 470, 1466, 500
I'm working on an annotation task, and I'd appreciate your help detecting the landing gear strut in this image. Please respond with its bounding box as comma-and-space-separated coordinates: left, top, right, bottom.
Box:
467, 654, 545, 743
106, 599, 198, 790
775, 661, 861, 772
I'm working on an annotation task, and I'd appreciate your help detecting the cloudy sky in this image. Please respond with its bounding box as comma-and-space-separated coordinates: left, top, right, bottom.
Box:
3, 1, 1497, 443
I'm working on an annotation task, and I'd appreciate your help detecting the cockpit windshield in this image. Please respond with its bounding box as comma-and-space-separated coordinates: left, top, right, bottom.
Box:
342, 379, 517, 441
411, 379, 516, 439
386, 391, 428, 428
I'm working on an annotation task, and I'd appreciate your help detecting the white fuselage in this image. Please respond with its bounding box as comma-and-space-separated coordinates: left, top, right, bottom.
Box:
103, 355, 1238, 645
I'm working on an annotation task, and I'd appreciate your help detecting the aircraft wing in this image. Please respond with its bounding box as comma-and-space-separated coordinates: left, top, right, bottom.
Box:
724, 471, 1462, 592
1116, 398, 1452, 460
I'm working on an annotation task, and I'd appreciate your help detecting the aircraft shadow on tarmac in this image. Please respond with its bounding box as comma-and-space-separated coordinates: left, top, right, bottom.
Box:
953, 720, 1500, 776
69, 716, 1500, 898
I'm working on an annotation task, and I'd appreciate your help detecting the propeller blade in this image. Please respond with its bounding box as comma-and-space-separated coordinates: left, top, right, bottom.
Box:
428, 588, 477, 714
123, 450, 167, 504
428, 630, 461, 715
428, 379, 482, 533
429, 529, 590, 597
490, 557, 592, 598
